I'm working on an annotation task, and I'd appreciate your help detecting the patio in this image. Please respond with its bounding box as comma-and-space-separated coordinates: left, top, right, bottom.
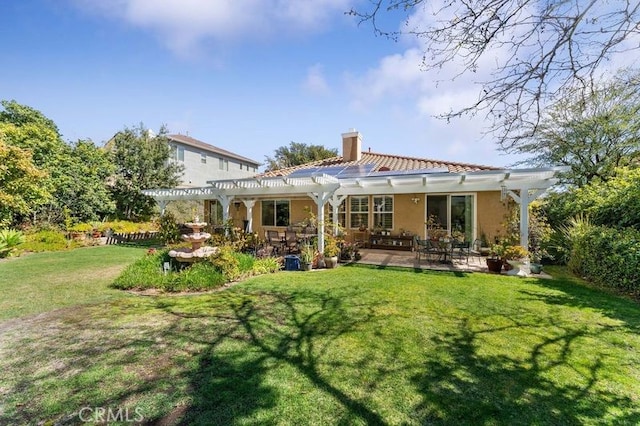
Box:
354, 248, 551, 277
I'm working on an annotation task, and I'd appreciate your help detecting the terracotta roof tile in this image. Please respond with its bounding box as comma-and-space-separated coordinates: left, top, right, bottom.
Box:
258, 151, 498, 178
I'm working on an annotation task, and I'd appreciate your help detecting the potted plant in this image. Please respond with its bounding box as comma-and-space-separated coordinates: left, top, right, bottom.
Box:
323, 238, 341, 268
300, 244, 314, 271
486, 243, 505, 273
68, 222, 92, 240
501, 245, 528, 270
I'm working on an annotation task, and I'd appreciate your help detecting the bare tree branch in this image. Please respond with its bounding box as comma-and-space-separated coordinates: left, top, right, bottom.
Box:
349, 0, 640, 146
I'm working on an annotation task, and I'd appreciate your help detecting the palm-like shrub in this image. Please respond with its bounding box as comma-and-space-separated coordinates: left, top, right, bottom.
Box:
0, 229, 25, 258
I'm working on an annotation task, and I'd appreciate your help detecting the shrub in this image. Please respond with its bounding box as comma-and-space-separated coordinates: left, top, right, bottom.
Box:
208, 246, 241, 281
19, 230, 74, 252
165, 262, 226, 292
0, 229, 25, 258
112, 250, 169, 290
68, 222, 93, 233
157, 212, 181, 245
569, 225, 640, 293
252, 257, 281, 274
236, 252, 256, 274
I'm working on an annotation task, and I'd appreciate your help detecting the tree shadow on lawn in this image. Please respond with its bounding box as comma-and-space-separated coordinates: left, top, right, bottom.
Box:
157, 287, 383, 425
517, 275, 640, 333
0, 286, 383, 425
411, 313, 640, 425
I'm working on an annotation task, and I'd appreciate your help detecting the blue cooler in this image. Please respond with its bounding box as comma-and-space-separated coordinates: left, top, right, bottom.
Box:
284, 255, 300, 271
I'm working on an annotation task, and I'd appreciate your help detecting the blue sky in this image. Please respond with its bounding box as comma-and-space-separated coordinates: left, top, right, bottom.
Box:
0, 0, 601, 169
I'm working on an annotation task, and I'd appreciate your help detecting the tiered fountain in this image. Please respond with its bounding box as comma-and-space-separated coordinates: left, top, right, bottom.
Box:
168, 218, 218, 263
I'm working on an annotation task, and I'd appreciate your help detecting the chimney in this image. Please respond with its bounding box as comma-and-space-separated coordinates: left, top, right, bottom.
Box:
341, 129, 362, 162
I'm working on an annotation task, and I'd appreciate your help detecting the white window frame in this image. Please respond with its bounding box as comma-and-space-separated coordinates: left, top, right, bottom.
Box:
373, 195, 394, 230
349, 196, 369, 229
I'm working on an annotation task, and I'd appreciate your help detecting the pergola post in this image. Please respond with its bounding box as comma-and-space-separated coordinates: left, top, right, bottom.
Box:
506, 187, 545, 252
328, 194, 348, 236
242, 199, 256, 233
157, 200, 168, 216
307, 191, 334, 254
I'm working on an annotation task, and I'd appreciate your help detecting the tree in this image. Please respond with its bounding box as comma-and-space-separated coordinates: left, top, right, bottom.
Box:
0, 139, 50, 226
108, 125, 183, 221
54, 140, 117, 223
0, 100, 117, 224
514, 70, 640, 187
264, 142, 338, 172
350, 1, 640, 144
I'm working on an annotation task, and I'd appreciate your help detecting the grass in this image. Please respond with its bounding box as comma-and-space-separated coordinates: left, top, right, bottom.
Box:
1, 255, 640, 425
0, 245, 146, 320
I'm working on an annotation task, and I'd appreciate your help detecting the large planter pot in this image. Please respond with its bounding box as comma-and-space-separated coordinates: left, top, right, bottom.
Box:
486, 258, 503, 273
325, 256, 339, 269
301, 261, 313, 271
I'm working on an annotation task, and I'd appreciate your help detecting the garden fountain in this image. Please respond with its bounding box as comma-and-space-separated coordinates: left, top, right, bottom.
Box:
168, 219, 218, 263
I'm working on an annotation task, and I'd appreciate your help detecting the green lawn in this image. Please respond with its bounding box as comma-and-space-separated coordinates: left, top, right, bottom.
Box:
1, 251, 639, 425
0, 245, 146, 320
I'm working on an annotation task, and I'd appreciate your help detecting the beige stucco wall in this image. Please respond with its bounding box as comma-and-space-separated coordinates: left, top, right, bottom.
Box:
476, 191, 509, 244
206, 191, 509, 244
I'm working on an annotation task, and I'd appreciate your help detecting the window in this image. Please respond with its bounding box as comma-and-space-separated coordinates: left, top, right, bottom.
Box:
426, 194, 475, 241
261, 200, 290, 226
218, 158, 228, 170
349, 196, 369, 229
373, 196, 393, 229
209, 200, 223, 225
201, 152, 207, 164
171, 145, 184, 162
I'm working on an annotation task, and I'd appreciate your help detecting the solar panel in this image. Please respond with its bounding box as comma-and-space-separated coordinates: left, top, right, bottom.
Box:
288, 165, 447, 179
373, 167, 449, 177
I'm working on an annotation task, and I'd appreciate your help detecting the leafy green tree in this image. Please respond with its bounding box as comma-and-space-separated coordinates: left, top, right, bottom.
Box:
0, 139, 50, 226
512, 70, 640, 187
108, 125, 183, 221
0, 100, 117, 224
54, 140, 116, 222
264, 142, 337, 172
542, 167, 640, 231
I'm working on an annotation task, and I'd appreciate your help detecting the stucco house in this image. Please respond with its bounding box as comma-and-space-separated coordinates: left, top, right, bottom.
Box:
167, 133, 260, 187
144, 130, 565, 253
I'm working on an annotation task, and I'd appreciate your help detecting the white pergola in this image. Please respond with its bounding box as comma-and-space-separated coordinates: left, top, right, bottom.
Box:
142, 167, 567, 253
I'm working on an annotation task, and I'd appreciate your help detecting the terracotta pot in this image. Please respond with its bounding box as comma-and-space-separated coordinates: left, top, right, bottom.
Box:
486, 258, 503, 273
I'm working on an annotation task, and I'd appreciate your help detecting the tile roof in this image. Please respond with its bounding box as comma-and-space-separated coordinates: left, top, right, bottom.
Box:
258, 151, 499, 178
168, 134, 260, 166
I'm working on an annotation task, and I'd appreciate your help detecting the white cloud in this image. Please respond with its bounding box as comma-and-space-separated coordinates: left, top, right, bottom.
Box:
303, 64, 331, 95
72, 0, 353, 55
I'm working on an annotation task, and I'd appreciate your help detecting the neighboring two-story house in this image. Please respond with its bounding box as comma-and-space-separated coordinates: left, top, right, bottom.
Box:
167, 133, 260, 188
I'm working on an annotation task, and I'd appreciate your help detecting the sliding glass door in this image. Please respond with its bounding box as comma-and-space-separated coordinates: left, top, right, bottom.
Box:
426, 194, 475, 241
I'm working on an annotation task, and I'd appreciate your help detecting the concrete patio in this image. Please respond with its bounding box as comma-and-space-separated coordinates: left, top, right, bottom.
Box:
353, 248, 551, 278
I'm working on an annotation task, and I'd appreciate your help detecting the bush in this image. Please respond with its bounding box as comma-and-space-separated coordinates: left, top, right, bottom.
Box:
0, 229, 25, 258
569, 225, 640, 293
208, 246, 241, 281
19, 230, 77, 253
112, 248, 280, 292
157, 212, 181, 245
165, 262, 226, 292
112, 250, 170, 290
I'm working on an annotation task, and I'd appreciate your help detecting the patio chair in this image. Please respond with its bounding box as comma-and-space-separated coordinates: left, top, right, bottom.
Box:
452, 240, 471, 264
414, 237, 441, 263
284, 230, 299, 254
265, 230, 282, 256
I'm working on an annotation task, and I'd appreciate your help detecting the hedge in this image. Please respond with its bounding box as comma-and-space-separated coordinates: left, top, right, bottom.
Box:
569, 225, 640, 293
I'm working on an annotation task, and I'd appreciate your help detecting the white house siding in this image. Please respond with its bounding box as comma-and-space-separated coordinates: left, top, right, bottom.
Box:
169, 139, 259, 187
